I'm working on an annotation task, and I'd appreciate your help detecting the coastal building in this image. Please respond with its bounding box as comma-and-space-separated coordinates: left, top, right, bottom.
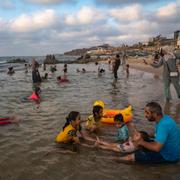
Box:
87, 44, 112, 55
148, 34, 174, 47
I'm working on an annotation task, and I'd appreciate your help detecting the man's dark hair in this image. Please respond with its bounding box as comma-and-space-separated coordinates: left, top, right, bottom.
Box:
146, 102, 163, 116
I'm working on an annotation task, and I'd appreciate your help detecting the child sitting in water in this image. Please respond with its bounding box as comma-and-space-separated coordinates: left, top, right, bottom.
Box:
95, 114, 152, 153
49, 111, 97, 154
85, 105, 103, 133
28, 87, 41, 101
114, 114, 129, 143
56, 111, 83, 145
96, 130, 152, 153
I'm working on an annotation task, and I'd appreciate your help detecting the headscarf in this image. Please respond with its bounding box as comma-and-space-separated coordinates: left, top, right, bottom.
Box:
161, 46, 176, 61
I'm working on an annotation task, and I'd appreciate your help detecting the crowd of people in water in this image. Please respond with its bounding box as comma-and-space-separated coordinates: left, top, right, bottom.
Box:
2, 46, 180, 164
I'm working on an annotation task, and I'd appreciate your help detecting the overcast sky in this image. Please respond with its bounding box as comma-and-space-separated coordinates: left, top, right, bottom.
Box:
0, 0, 179, 56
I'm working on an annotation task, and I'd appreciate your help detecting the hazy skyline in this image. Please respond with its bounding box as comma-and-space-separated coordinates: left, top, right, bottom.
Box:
0, 0, 179, 56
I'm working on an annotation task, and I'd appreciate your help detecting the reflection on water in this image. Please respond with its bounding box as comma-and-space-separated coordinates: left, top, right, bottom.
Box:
0, 63, 180, 180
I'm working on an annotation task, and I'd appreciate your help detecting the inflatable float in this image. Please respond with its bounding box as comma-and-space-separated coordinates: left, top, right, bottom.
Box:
20, 92, 40, 103
93, 101, 133, 125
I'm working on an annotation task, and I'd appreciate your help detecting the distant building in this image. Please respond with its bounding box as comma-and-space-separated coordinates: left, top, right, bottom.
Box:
148, 34, 174, 47
87, 44, 113, 54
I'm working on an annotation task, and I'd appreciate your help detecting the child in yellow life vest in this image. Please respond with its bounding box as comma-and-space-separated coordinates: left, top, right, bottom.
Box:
56, 111, 83, 144
85, 105, 103, 133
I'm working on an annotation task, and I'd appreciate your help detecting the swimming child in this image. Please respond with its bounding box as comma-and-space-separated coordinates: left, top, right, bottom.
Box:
57, 76, 69, 83
82, 68, 86, 73
85, 105, 103, 133
76, 68, 80, 73
7, 67, 15, 75
28, 87, 41, 101
0, 115, 20, 126
98, 68, 105, 74
50, 65, 57, 73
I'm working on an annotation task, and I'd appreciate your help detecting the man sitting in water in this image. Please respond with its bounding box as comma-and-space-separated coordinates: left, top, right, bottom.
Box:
115, 102, 180, 163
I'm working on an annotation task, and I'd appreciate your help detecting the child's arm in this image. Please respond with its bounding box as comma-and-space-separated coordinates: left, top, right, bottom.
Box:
79, 130, 96, 142
72, 133, 95, 147
80, 119, 88, 123
72, 136, 81, 144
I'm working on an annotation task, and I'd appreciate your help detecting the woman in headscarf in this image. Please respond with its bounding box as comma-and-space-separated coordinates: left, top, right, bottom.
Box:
150, 46, 180, 101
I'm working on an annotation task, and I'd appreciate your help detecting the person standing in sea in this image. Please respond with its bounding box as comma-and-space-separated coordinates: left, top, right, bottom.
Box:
121, 51, 127, 71
31, 58, 42, 83
113, 54, 121, 79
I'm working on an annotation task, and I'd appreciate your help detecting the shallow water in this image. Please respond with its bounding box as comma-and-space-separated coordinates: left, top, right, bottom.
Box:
0, 63, 180, 180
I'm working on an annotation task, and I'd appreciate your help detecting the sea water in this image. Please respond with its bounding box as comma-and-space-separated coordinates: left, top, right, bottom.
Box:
0, 60, 180, 180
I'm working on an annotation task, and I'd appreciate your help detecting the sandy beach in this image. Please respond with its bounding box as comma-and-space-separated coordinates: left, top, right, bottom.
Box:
126, 55, 180, 76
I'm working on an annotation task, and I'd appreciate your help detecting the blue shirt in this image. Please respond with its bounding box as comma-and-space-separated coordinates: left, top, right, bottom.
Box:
155, 115, 180, 161
116, 124, 129, 142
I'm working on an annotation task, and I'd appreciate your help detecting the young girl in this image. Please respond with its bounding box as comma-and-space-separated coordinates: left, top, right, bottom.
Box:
85, 105, 103, 133
56, 111, 83, 144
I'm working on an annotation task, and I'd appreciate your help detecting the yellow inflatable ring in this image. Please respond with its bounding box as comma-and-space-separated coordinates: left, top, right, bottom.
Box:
101, 105, 133, 125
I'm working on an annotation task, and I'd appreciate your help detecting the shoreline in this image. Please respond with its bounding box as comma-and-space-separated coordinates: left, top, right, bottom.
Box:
128, 63, 163, 76
99, 55, 180, 76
